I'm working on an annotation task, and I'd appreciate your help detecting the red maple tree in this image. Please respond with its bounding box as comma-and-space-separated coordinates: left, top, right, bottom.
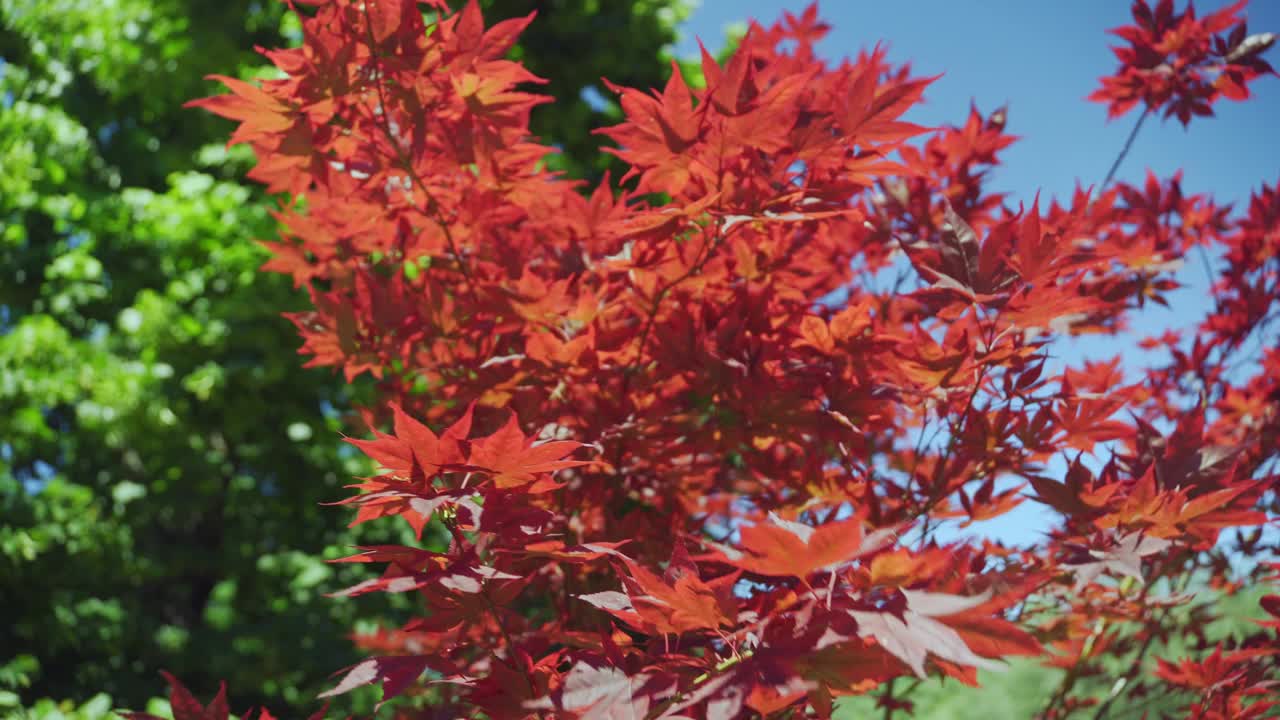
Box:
176, 0, 1279, 717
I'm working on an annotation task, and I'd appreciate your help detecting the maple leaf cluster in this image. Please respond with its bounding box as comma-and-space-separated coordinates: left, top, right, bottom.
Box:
184, 0, 1280, 718
117, 671, 327, 720
1089, 0, 1276, 124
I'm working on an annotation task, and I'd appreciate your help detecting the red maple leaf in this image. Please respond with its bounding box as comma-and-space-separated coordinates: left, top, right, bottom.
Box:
718, 515, 897, 579
466, 412, 590, 489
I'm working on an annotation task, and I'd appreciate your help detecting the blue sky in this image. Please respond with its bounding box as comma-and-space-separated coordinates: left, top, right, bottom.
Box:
678, 1, 1279, 205
676, 1, 1280, 545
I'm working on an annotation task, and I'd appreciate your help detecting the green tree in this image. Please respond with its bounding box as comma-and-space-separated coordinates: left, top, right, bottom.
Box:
0, 0, 685, 713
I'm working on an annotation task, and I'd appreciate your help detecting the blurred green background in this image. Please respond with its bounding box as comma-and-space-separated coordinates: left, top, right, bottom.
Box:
0, 0, 688, 715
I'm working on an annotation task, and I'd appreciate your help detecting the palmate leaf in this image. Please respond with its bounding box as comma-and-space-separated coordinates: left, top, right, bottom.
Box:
580, 544, 738, 635
117, 672, 327, 720
345, 402, 474, 477
1064, 531, 1172, 590
848, 591, 1016, 679
183, 75, 296, 146
716, 515, 897, 579
466, 412, 591, 489
524, 662, 676, 720
319, 656, 436, 710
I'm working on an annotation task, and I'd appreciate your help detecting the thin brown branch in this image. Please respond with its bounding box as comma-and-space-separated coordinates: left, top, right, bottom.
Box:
1100, 106, 1151, 190
360, 4, 478, 301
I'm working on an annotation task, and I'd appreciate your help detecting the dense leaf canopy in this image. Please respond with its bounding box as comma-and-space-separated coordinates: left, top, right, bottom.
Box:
186, 0, 1279, 717
0, 0, 684, 713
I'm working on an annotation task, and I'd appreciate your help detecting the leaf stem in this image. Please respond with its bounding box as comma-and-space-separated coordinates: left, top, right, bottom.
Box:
1091, 561, 1188, 720
881, 678, 897, 720
1100, 106, 1150, 191
1090, 605, 1169, 720
611, 219, 730, 471
480, 588, 541, 713
644, 649, 755, 720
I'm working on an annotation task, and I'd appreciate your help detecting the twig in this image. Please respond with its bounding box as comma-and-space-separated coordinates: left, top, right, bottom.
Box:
643, 649, 755, 720
1090, 606, 1170, 720
359, 5, 478, 301
1100, 106, 1151, 191
881, 678, 897, 720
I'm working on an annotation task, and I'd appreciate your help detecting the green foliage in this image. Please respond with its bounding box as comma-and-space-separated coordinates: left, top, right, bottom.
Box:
0, 0, 683, 714
8, 694, 122, 720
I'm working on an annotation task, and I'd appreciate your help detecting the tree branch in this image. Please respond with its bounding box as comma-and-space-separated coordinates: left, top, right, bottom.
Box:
1100, 106, 1151, 191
